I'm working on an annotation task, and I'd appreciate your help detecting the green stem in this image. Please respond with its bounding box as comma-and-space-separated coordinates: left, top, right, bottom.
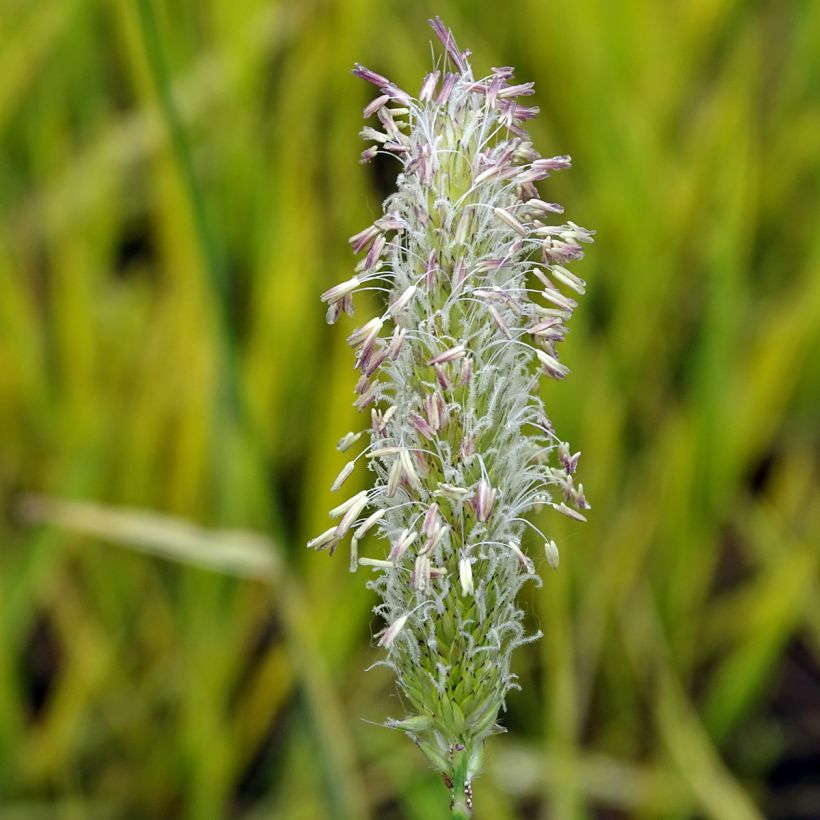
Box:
450, 746, 472, 819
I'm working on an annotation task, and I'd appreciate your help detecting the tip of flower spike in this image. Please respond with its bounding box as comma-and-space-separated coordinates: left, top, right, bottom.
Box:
428, 16, 470, 73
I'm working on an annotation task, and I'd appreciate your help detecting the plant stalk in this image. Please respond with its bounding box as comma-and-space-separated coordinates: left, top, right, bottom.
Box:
450, 746, 472, 819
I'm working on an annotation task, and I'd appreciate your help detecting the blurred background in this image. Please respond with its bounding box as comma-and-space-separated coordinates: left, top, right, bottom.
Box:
1, 0, 819, 818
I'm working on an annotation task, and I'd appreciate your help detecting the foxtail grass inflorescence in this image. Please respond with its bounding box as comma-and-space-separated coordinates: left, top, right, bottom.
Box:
309, 17, 592, 817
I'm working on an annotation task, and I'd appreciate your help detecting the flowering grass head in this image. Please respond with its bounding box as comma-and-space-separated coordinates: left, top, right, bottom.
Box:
311, 17, 591, 816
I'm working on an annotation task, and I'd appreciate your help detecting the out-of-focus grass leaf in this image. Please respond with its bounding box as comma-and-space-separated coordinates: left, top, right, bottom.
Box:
18, 495, 369, 819
19, 495, 279, 580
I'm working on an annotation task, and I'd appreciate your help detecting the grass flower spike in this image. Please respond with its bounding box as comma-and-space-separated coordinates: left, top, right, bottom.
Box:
310, 17, 592, 816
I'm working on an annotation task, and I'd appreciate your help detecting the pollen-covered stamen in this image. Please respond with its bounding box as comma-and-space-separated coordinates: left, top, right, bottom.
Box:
400, 447, 423, 491
530, 321, 568, 343
362, 347, 389, 378
436, 72, 458, 105
360, 126, 389, 144
435, 483, 470, 500
565, 481, 588, 510
377, 612, 409, 647
329, 490, 369, 520
550, 266, 587, 295
368, 446, 403, 459
420, 70, 440, 102
473, 258, 511, 275
459, 557, 474, 595
494, 207, 529, 237
460, 433, 476, 462
451, 258, 468, 292
488, 305, 512, 339
364, 234, 387, 271
359, 321, 384, 363
353, 383, 378, 410
472, 287, 506, 303
307, 527, 340, 552
422, 503, 440, 537
534, 155, 572, 171
390, 285, 417, 317
349, 224, 380, 253
559, 444, 582, 474
377, 107, 403, 142
471, 480, 497, 523
413, 554, 432, 592
376, 212, 405, 231
532, 303, 572, 321
386, 328, 406, 360
424, 251, 438, 288
410, 413, 435, 439
543, 239, 585, 265
383, 140, 410, 155
475, 164, 518, 185
527, 198, 565, 215
386, 458, 403, 497
383, 82, 412, 106
436, 392, 450, 428
433, 364, 452, 391
506, 540, 535, 574
544, 540, 560, 570
348, 317, 384, 349
498, 102, 540, 129
360, 145, 378, 164
337, 431, 363, 452
536, 349, 570, 379
354, 508, 387, 540
353, 374, 371, 396
360, 557, 394, 569
371, 405, 396, 434
330, 460, 356, 492
515, 166, 550, 184
389, 529, 418, 564
353, 63, 390, 88
363, 94, 391, 117
428, 344, 466, 366
321, 276, 360, 305
335, 492, 371, 537
554, 501, 588, 522
428, 16, 469, 73
424, 393, 441, 432
497, 82, 535, 99
540, 286, 577, 313
420, 523, 447, 555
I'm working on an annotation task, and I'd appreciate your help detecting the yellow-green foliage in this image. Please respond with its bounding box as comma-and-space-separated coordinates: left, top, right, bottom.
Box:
0, 1, 818, 818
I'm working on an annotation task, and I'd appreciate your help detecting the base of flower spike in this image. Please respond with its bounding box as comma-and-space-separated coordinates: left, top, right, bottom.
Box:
448, 745, 474, 819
